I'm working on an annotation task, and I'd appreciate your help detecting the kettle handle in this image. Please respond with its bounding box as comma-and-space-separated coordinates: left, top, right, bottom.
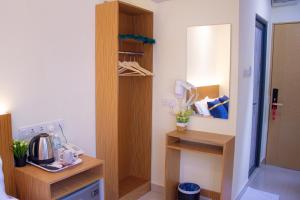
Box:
29, 135, 40, 159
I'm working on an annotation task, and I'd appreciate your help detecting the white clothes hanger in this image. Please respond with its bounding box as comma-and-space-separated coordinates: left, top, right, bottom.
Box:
130, 56, 152, 76
118, 61, 145, 76
117, 54, 153, 77
131, 62, 153, 76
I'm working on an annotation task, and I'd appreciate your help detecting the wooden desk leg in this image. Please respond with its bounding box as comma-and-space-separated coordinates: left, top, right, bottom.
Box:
0, 113, 16, 197
220, 138, 235, 200
165, 148, 180, 200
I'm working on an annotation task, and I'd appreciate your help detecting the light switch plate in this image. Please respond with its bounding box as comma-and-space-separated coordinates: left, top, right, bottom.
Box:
243, 66, 252, 77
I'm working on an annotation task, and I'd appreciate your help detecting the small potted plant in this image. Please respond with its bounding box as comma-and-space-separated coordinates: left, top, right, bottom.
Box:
12, 140, 28, 167
176, 109, 193, 132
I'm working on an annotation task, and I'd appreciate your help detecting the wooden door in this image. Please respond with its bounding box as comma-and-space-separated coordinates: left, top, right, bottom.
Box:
267, 23, 300, 170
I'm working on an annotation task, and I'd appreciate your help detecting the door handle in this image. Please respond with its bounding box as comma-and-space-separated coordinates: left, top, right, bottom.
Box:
272, 103, 283, 106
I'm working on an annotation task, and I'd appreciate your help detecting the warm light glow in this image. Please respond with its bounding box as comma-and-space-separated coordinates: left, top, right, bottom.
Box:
0, 104, 8, 115
187, 24, 231, 95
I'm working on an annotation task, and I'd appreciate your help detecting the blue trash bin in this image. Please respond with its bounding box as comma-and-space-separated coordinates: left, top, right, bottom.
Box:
178, 182, 201, 200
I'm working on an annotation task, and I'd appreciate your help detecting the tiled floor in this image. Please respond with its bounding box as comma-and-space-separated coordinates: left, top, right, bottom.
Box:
139, 165, 300, 200
139, 191, 164, 200
238, 164, 300, 200
138, 192, 209, 200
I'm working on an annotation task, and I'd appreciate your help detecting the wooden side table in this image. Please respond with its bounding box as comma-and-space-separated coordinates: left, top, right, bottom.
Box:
165, 130, 235, 200
15, 155, 104, 200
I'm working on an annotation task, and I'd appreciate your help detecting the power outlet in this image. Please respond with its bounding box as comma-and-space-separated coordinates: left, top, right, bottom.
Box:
18, 119, 64, 141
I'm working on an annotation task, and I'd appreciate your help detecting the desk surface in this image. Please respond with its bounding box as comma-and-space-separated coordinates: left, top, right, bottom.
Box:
15, 155, 103, 184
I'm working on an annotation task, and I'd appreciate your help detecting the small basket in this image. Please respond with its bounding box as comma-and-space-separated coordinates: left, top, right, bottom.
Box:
177, 126, 187, 132
176, 122, 188, 132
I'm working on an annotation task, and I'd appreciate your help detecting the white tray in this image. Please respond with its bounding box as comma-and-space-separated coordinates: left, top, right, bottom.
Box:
27, 158, 82, 173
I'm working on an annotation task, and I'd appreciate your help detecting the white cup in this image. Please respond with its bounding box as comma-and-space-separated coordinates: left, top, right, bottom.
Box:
57, 148, 65, 161
59, 149, 78, 165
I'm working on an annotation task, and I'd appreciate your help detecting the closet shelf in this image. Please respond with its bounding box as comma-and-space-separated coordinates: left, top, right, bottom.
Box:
119, 38, 145, 44
167, 141, 223, 156
118, 61, 153, 77
119, 74, 153, 77
119, 51, 144, 56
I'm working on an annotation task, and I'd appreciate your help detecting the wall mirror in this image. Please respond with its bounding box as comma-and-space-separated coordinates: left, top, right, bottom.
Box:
187, 24, 231, 119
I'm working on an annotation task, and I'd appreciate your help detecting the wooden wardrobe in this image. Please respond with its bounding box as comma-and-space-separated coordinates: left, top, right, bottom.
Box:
95, 1, 153, 200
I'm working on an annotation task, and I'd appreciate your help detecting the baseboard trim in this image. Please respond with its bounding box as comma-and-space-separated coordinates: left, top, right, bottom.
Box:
201, 189, 221, 200
235, 166, 262, 200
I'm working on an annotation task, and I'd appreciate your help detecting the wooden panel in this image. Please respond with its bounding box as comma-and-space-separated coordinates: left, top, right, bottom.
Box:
118, 78, 133, 181
201, 189, 221, 200
119, 176, 148, 198
118, 2, 153, 191
220, 137, 235, 200
118, 11, 141, 182
167, 141, 223, 156
95, 2, 119, 200
0, 113, 16, 197
167, 130, 234, 146
15, 155, 103, 200
267, 23, 300, 170
51, 165, 103, 199
191, 85, 220, 101
128, 78, 152, 180
15, 155, 103, 185
128, 12, 153, 181
119, 181, 150, 200
165, 148, 180, 200
97, 1, 153, 199
119, 1, 152, 15
15, 169, 50, 200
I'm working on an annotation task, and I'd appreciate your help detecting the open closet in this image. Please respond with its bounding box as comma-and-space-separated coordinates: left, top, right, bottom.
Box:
95, 1, 153, 200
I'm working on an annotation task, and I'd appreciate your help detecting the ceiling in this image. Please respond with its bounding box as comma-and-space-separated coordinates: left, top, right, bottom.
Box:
152, 0, 170, 2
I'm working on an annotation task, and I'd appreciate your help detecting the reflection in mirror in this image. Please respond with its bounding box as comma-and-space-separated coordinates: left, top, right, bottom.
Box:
187, 24, 231, 119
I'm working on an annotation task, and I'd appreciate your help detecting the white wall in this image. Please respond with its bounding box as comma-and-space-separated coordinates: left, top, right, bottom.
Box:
0, 0, 98, 155
272, 2, 300, 23
0, 0, 155, 156
105, 0, 156, 10
233, 0, 272, 198
153, 0, 239, 192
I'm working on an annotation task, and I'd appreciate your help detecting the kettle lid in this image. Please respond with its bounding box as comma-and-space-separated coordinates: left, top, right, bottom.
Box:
38, 133, 50, 137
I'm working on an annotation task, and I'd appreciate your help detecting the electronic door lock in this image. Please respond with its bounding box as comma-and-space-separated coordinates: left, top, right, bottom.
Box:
271, 88, 281, 120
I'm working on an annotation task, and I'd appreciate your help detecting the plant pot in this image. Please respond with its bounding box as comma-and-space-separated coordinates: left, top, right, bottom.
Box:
176, 122, 188, 132
14, 155, 27, 167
